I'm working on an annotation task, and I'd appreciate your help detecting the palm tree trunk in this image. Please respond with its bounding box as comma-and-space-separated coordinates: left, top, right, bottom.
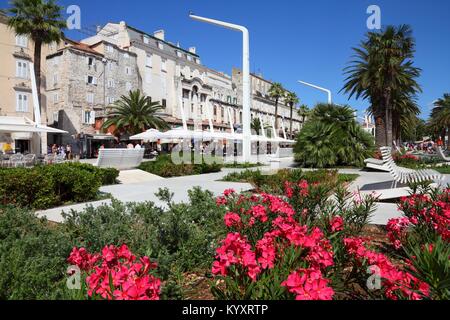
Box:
375, 114, 387, 148
33, 39, 42, 116
289, 104, 293, 138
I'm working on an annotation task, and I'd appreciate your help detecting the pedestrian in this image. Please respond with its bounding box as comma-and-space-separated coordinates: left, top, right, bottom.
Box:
66, 144, 72, 160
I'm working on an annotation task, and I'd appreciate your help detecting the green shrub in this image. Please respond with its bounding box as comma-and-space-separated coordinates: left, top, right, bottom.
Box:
0, 206, 71, 299
0, 163, 118, 209
222, 169, 358, 195
294, 104, 375, 168
139, 154, 222, 177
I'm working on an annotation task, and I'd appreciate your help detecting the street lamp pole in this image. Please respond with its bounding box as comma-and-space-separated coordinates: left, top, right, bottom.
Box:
298, 80, 332, 104
189, 13, 251, 163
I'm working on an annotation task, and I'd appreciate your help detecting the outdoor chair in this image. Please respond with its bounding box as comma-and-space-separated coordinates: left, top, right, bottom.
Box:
364, 158, 390, 172
94, 148, 145, 170
436, 147, 450, 163
380, 147, 444, 188
23, 154, 36, 167
54, 154, 66, 164
9, 154, 24, 167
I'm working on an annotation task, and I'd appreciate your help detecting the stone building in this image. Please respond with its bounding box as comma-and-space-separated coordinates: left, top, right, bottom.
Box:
232, 68, 303, 138
45, 38, 139, 146
81, 21, 302, 136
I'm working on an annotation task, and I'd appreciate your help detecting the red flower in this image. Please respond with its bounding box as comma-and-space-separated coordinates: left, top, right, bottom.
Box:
282, 268, 334, 300
224, 212, 242, 228
330, 216, 344, 232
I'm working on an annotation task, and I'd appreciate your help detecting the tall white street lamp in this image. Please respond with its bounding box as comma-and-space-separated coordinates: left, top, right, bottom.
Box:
298, 80, 332, 104
189, 13, 251, 163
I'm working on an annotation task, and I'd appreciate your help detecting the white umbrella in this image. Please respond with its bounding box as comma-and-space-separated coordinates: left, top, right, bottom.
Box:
130, 129, 164, 141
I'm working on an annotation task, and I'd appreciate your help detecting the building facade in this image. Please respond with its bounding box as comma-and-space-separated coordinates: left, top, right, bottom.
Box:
232, 68, 302, 138
0, 12, 55, 154
82, 21, 303, 137
45, 38, 139, 146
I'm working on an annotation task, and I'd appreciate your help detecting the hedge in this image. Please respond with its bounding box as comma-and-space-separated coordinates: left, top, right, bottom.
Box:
0, 163, 119, 209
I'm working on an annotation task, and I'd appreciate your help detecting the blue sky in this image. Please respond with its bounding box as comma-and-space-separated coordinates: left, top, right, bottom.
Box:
3, 0, 449, 119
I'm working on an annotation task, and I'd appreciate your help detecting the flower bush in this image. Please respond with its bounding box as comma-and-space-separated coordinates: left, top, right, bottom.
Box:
210, 185, 377, 300
210, 181, 448, 300
68, 245, 161, 300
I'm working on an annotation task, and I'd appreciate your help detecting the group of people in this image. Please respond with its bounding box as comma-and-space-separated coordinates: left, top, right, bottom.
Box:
402, 138, 443, 154
47, 144, 79, 160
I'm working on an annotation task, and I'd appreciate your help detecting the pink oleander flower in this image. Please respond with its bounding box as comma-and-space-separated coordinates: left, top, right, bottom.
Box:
330, 216, 344, 233
224, 212, 242, 228
282, 268, 334, 300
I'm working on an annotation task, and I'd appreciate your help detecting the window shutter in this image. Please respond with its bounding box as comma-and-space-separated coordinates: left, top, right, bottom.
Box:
90, 111, 96, 124
93, 77, 97, 85
81, 110, 85, 124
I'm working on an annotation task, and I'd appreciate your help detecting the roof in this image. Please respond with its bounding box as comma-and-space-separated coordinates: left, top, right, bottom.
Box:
126, 24, 200, 58
47, 38, 104, 59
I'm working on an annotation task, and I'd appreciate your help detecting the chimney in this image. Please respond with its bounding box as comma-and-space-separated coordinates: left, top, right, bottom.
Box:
153, 30, 165, 41
188, 47, 196, 54
119, 21, 127, 30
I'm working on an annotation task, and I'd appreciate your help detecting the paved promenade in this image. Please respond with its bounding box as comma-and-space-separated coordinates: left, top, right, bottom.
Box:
36, 159, 449, 226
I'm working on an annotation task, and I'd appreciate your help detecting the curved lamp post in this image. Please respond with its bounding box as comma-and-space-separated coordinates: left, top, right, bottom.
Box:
189, 13, 251, 163
298, 80, 332, 104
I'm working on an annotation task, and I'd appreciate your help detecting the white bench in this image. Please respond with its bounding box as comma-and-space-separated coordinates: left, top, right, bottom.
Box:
94, 149, 145, 170
364, 158, 390, 172
270, 147, 293, 159
437, 146, 450, 163
380, 146, 443, 188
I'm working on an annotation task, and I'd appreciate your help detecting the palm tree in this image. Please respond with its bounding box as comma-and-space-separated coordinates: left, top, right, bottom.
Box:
7, 0, 66, 112
430, 93, 450, 149
284, 92, 299, 138
251, 117, 262, 135
297, 104, 310, 128
268, 83, 285, 130
342, 25, 422, 148
102, 90, 169, 136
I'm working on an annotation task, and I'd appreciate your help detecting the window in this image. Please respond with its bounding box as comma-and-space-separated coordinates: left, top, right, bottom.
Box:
53, 56, 60, 66
87, 57, 94, 66
187, 55, 192, 62
52, 111, 59, 123
161, 59, 167, 72
86, 93, 94, 104
221, 107, 224, 118
107, 61, 114, 71
86, 76, 97, 85
195, 58, 200, 64
145, 71, 152, 84
227, 96, 232, 104
82, 110, 95, 124
214, 106, 217, 116
233, 98, 238, 105
200, 94, 206, 102
16, 93, 28, 112
15, 35, 28, 47
53, 74, 58, 86
143, 36, 149, 44
106, 45, 114, 53
124, 52, 129, 59
126, 82, 132, 91
176, 51, 182, 58
162, 99, 167, 108
53, 93, 59, 103
107, 96, 115, 104
125, 66, 132, 75
16, 60, 28, 78
157, 42, 164, 50
146, 54, 152, 67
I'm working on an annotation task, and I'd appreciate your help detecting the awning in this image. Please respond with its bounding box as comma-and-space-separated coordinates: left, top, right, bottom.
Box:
0, 116, 68, 134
